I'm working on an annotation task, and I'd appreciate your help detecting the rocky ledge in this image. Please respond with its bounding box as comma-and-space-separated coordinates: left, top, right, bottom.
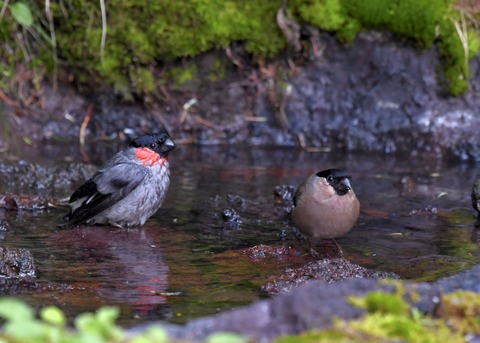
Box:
3, 31, 480, 161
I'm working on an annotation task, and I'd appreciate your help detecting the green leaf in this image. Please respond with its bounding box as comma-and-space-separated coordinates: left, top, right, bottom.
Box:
41, 306, 66, 327
206, 332, 248, 343
75, 313, 99, 334
75, 307, 123, 341
4, 320, 45, 341
0, 298, 35, 322
131, 326, 168, 343
96, 306, 119, 325
10, 2, 33, 27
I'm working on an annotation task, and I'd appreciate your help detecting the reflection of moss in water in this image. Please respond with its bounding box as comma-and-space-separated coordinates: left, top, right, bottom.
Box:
398, 208, 480, 282
436, 209, 479, 266
406, 255, 476, 282
406, 229, 478, 281
277, 287, 480, 343
437, 208, 475, 226
165, 247, 265, 324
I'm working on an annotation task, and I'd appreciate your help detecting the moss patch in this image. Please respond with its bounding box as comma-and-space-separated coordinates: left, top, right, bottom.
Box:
277, 288, 480, 342
0, 0, 478, 96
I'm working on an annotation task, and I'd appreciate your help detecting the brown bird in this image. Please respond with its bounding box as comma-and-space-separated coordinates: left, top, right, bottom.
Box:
291, 168, 360, 256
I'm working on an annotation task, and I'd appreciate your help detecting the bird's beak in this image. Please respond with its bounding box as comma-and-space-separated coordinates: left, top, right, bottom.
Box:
340, 178, 352, 192
162, 138, 176, 153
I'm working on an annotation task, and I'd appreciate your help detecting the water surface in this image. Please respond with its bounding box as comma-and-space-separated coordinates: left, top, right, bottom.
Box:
1, 143, 479, 326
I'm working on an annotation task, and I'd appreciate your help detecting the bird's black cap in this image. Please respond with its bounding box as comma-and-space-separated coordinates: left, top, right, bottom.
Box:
316, 168, 352, 196
130, 132, 176, 155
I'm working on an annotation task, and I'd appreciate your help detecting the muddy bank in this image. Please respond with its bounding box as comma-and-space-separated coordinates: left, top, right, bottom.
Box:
2, 31, 480, 160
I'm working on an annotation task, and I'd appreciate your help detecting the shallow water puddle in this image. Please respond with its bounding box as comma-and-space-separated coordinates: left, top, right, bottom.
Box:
1, 144, 480, 326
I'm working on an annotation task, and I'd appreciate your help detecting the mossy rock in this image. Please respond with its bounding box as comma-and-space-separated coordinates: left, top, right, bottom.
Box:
277, 287, 480, 342
0, 0, 478, 96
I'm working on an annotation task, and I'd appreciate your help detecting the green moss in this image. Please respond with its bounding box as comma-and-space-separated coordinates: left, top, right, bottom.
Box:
130, 66, 155, 94
437, 18, 472, 95
0, 0, 478, 97
437, 290, 480, 333
468, 29, 479, 58
349, 291, 408, 316
342, 0, 449, 47
44, 0, 286, 95
293, 0, 346, 32
207, 59, 227, 82
167, 64, 198, 87
277, 288, 480, 343
337, 19, 362, 43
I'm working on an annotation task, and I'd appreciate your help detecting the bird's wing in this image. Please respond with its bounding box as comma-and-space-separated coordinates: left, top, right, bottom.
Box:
69, 178, 98, 204
293, 181, 308, 207
67, 163, 147, 226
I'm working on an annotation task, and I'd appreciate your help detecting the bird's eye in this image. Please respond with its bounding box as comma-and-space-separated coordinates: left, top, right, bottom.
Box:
149, 143, 158, 149
327, 175, 334, 183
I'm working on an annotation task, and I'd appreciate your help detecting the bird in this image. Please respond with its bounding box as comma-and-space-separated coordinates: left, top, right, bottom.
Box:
471, 177, 480, 227
64, 132, 176, 228
291, 168, 360, 256
472, 178, 480, 215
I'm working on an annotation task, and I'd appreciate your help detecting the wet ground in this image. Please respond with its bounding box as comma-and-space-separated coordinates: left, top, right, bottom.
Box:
1, 140, 480, 327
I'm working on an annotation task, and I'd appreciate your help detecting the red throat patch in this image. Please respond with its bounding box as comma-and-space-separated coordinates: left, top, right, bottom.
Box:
134, 148, 167, 166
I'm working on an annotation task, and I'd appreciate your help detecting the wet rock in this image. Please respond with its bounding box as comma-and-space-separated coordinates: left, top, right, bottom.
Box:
262, 258, 399, 295
221, 208, 242, 230
273, 185, 296, 205
0, 247, 35, 278
158, 278, 424, 342
243, 244, 302, 262
0, 195, 18, 211
275, 31, 480, 160
0, 162, 95, 196
205, 191, 273, 236
0, 278, 36, 295
273, 185, 296, 218
176, 279, 377, 341
0, 194, 51, 211
408, 206, 439, 216
436, 264, 480, 294
226, 194, 248, 210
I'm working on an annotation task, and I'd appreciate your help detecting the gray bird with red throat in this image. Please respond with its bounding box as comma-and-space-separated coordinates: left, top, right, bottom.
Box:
65, 132, 176, 228
291, 168, 360, 256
